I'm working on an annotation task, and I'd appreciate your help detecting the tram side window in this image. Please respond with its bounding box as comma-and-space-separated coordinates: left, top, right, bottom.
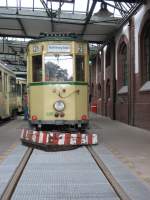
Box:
0, 71, 2, 92
9, 77, 16, 95
4, 73, 7, 92
17, 83, 21, 96
32, 55, 42, 82
75, 55, 85, 81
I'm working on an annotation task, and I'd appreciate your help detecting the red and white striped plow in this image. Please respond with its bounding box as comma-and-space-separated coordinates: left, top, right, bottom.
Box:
21, 128, 98, 146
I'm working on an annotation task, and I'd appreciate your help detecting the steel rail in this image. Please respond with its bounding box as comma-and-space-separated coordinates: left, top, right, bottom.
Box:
0, 147, 33, 200
87, 146, 132, 200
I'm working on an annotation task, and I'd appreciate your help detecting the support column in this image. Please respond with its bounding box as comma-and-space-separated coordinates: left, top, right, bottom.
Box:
128, 18, 135, 125
101, 50, 105, 116
110, 40, 116, 120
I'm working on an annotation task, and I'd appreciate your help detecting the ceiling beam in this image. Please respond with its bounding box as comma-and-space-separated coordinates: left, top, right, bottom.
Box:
17, 18, 27, 36
81, 0, 98, 36
40, 0, 55, 32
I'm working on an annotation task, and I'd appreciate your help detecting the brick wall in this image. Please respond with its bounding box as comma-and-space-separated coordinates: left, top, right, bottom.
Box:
89, 7, 150, 131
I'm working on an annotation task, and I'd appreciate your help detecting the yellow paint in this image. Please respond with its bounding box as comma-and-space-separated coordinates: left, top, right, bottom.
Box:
29, 84, 88, 121
27, 39, 89, 124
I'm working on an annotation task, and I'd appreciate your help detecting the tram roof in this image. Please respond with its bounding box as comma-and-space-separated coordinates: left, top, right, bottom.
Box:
27, 33, 88, 45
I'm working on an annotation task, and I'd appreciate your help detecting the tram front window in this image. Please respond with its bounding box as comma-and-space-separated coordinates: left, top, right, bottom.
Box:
32, 55, 42, 82
44, 55, 73, 82
75, 55, 85, 81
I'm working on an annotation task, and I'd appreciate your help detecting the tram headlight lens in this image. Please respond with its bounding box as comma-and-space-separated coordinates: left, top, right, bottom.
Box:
54, 100, 65, 112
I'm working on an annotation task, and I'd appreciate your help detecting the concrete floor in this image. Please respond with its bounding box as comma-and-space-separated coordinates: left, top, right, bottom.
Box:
90, 112, 150, 187
1, 114, 150, 188
0, 117, 28, 163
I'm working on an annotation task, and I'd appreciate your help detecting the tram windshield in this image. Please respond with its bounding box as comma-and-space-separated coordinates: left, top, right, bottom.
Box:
44, 55, 73, 82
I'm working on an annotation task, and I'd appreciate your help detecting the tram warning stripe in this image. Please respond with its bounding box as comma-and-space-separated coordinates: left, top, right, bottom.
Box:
42, 132, 47, 145
20, 129, 98, 145
64, 133, 71, 145
88, 133, 93, 145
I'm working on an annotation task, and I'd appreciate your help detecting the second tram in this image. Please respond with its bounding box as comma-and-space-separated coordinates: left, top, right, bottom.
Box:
0, 61, 17, 119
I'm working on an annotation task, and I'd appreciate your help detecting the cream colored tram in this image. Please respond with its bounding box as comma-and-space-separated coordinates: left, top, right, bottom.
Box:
27, 34, 89, 130
0, 62, 17, 119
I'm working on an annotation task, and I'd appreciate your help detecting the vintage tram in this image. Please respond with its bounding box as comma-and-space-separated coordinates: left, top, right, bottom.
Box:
27, 34, 89, 130
0, 61, 17, 119
21, 34, 97, 147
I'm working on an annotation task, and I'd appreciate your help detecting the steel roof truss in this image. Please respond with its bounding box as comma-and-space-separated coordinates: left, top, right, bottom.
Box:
81, 0, 98, 36
40, 0, 55, 32
17, 18, 27, 36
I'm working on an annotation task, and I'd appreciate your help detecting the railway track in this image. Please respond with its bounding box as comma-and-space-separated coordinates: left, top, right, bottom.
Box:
1, 146, 131, 200
0, 148, 33, 200
87, 146, 131, 200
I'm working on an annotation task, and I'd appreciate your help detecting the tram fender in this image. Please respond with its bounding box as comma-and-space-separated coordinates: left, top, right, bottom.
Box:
20, 128, 98, 146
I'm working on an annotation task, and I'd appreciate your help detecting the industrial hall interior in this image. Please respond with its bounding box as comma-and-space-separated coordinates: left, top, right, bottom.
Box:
1, 0, 150, 200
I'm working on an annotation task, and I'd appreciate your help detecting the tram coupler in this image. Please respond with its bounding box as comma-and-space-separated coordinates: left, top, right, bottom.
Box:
20, 128, 98, 149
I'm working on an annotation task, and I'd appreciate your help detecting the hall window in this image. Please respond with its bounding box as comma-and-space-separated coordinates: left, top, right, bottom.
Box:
106, 79, 110, 100
98, 83, 101, 98
106, 46, 111, 68
120, 43, 128, 86
142, 21, 150, 83
97, 55, 101, 72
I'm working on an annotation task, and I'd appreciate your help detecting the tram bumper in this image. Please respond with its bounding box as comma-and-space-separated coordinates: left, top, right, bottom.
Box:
20, 128, 98, 148
30, 119, 88, 125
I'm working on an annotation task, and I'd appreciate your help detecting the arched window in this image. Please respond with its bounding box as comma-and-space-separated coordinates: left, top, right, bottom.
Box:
106, 45, 111, 68
122, 45, 128, 86
106, 79, 110, 100
97, 55, 101, 72
98, 83, 101, 98
141, 21, 150, 83
119, 42, 128, 86
91, 82, 94, 96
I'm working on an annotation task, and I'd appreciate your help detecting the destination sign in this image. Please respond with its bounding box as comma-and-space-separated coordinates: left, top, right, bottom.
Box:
48, 44, 71, 53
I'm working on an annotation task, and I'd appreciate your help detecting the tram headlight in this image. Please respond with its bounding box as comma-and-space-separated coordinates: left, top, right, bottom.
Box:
54, 100, 65, 112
